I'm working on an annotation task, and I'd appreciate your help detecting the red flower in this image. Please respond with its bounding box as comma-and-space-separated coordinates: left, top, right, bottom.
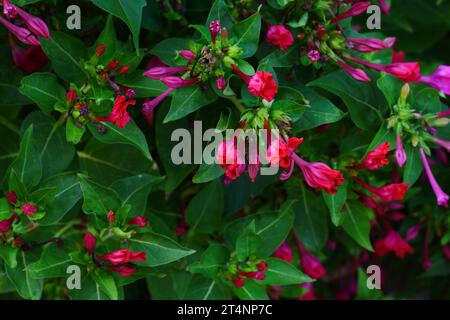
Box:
231, 65, 278, 102
128, 216, 148, 227
21, 204, 37, 216
373, 183, 409, 202
0, 214, 16, 233
97, 95, 136, 129
10, 41, 47, 74
266, 25, 294, 52
107, 265, 137, 277
95, 44, 105, 57
66, 89, 77, 104
374, 231, 413, 259
332, 2, 371, 23
238, 270, 266, 280
267, 138, 304, 170
294, 155, 344, 194
7, 191, 17, 204
101, 249, 146, 266
232, 277, 245, 288
300, 251, 326, 279
107, 210, 115, 224
216, 76, 227, 90
352, 142, 390, 171
84, 231, 96, 254
274, 242, 293, 263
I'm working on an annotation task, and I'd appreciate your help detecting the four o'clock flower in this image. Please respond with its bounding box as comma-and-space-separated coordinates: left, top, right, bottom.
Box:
142, 88, 174, 125
378, 0, 390, 15
346, 37, 396, 53
433, 138, 450, 152
2, 0, 17, 18
143, 66, 189, 80
216, 76, 227, 91
266, 137, 304, 170
96, 95, 136, 128
107, 265, 137, 277
231, 65, 279, 102
266, 25, 294, 52
419, 148, 449, 207
0, 17, 40, 46
420, 65, 450, 95
337, 59, 371, 82
179, 50, 196, 61
15, 6, 51, 39
274, 242, 293, 263
7, 191, 17, 204
21, 204, 37, 216
307, 50, 321, 62
351, 142, 390, 171
101, 249, 146, 266
354, 178, 409, 202
0, 214, 16, 233
84, 231, 96, 254
209, 20, 221, 44
395, 134, 407, 167
374, 230, 414, 259
332, 2, 371, 23
345, 55, 421, 83
160, 76, 199, 89
128, 216, 148, 227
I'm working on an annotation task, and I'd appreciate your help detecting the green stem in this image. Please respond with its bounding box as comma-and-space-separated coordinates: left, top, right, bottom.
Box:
229, 95, 245, 113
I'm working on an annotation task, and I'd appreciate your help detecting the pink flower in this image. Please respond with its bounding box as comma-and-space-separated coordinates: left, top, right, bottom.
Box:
332, 2, 371, 23
142, 88, 175, 125
307, 50, 320, 62
433, 138, 450, 153
128, 216, 148, 227
420, 148, 449, 207
21, 204, 37, 216
238, 270, 266, 280
66, 89, 77, 104
337, 59, 371, 82
420, 66, 450, 95
266, 138, 304, 170
374, 231, 414, 259
217, 139, 244, 166
345, 55, 421, 83
216, 76, 227, 90
160, 76, 199, 89
351, 142, 390, 171
406, 223, 423, 241
143, 66, 189, 80
107, 265, 136, 277
294, 155, 344, 194
392, 48, 405, 63
373, 183, 409, 202
395, 135, 407, 167
0, 215, 16, 233
179, 50, 196, 61
300, 251, 326, 279
274, 242, 293, 263
15, 6, 50, 39
7, 191, 17, 204
107, 211, 115, 224
232, 277, 245, 287
0, 17, 40, 46
266, 25, 294, 52
84, 232, 96, 254
101, 249, 146, 266
209, 20, 221, 43
2, 0, 17, 18
97, 95, 136, 128
378, 0, 390, 15
231, 65, 278, 102
346, 37, 396, 53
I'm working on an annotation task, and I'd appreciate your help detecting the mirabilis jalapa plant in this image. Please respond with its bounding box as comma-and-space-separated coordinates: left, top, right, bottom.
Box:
0, 0, 449, 300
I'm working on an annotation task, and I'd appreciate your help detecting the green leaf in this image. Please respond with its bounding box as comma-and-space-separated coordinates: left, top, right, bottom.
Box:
0, 246, 18, 269
187, 276, 232, 300
365, 122, 396, 155
40, 32, 86, 84
91, 269, 118, 300
0, 198, 11, 221
89, 15, 117, 61
9, 125, 42, 189
233, 280, 269, 300
355, 268, 384, 300
187, 243, 229, 279
88, 120, 152, 160
258, 258, 313, 286
110, 174, 164, 214
91, 0, 147, 52
186, 181, 224, 234
223, 201, 295, 257
323, 181, 348, 227
292, 86, 344, 132
116, 71, 168, 98
164, 85, 218, 123
127, 232, 195, 267
341, 201, 373, 251
415, 88, 444, 113
5, 251, 43, 300
231, 11, 261, 58
27, 244, 71, 279
66, 117, 85, 144
150, 38, 192, 66
403, 145, 423, 186
0, 65, 31, 107
19, 73, 66, 114
236, 221, 261, 260
40, 173, 82, 225
78, 175, 121, 216
192, 163, 225, 184
377, 73, 403, 107
309, 71, 385, 130
21, 111, 75, 179
293, 184, 328, 251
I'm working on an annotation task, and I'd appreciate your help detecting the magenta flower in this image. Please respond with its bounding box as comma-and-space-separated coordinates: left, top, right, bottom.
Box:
307, 50, 321, 62
346, 37, 396, 53
420, 65, 450, 95
215, 76, 227, 90
84, 231, 96, 254
395, 134, 407, 167
433, 138, 450, 152
332, 2, 371, 23
160, 76, 199, 89
419, 148, 449, 207
274, 242, 293, 263
179, 50, 196, 61
142, 88, 174, 124
209, 20, 221, 43
15, 6, 50, 39
21, 203, 37, 215
337, 59, 371, 82
2, 0, 17, 18
143, 66, 189, 80
266, 25, 294, 52
378, 0, 390, 15
0, 17, 40, 46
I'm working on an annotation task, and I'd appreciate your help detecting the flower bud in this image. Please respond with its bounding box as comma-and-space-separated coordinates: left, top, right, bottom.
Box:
215, 76, 227, 90
95, 44, 106, 57
21, 204, 37, 216
84, 231, 96, 254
